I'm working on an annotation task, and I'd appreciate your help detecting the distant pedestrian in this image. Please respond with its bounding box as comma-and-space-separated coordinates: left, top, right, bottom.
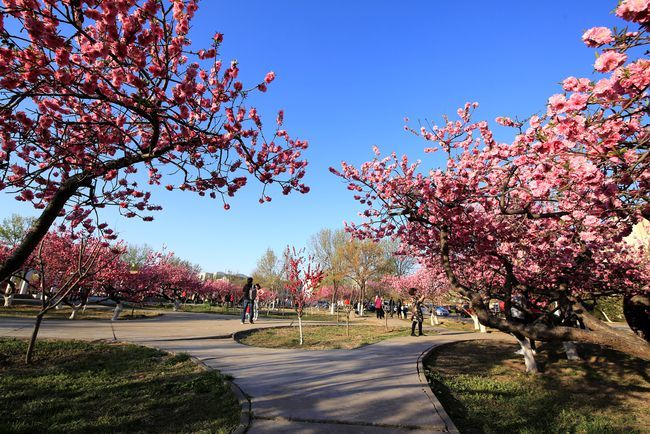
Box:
374, 295, 383, 319
389, 297, 395, 318
252, 283, 260, 321
241, 277, 254, 324
409, 287, 425, 336
396, 299, 403, 319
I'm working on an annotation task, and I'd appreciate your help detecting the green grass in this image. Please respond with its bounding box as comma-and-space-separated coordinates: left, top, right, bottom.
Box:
0, 305, 161, 320
236, 325, 412, 350
423, 340, 650, 434
166, 303, 355, 322
0, 338, 240, 434
434, 318, 477, 332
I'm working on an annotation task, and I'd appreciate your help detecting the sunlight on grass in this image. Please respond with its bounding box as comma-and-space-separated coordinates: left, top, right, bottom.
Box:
237, 325, 412, 350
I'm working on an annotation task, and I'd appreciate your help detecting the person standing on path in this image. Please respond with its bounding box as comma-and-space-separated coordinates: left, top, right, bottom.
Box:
388, 297, 395, 318
241, 277, 254, 324
252, 283, 260, 322
409, 288, 425, 336
396, 299, 403, 319
374, 295, 382, 319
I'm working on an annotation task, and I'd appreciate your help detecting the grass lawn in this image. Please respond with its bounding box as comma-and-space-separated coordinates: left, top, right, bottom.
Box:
236, 324, 412, 350
423, 340, 650, 434
168, 303, 355, 322
434, 318, 477, 332
0, 338, 240, 434
0, 304, 161, 320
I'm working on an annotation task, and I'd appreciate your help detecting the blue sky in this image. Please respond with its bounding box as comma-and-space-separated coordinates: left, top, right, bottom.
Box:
0, 1, 625, 274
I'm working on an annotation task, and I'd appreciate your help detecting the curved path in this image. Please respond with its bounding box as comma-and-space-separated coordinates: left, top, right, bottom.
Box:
0, 312, 508, 433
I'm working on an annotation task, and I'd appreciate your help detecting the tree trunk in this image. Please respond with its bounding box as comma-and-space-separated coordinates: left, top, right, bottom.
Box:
384, 310, 388, 331
514, 334, 538, 374
624, 294, 649, 342
112, 302, 123, 321
599, 309, 613, 323
563, 342, 581, 360
298, 316, 304, 345
346, 310, 350, 337
0, 177, 82, 284
26, 313, 44, 364
470, 313, 480, 330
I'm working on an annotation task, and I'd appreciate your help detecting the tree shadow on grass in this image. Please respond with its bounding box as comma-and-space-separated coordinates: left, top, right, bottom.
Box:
0, 338, 240, 434
423, 340, 650, 434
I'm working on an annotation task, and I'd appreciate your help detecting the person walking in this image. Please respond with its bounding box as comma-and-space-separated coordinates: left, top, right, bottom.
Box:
252, 283, 260, 322
388, 297, 395, 318
396, 299, 403, 319
241, 277, 254, 324
409, 288, 425, 336
374, 295, 382, 319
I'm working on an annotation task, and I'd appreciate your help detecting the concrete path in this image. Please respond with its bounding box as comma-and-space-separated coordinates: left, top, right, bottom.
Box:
0, 312, 507, 433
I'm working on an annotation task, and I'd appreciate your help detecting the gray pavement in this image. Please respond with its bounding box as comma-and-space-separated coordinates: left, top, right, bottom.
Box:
0, 312, 508, 433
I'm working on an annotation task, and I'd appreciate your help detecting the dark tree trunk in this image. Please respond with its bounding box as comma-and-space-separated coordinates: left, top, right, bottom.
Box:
0, 178, 83, 283
624, 294, 649, 342
26, 313, 44, 364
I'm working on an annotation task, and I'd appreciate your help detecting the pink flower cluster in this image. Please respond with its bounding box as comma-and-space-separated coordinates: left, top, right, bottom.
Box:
615, 0, 650, 24
332, 0, 650, 354
582, 27, 614, 47
0, 0, 311, 262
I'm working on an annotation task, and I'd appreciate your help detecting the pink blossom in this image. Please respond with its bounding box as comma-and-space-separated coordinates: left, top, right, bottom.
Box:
547, 94, 568, 114
582, 27, 614, 47
615, 0, 650, 24
566, 93, 589, 111
594, 51, 627, 72
264, 72, 275, 84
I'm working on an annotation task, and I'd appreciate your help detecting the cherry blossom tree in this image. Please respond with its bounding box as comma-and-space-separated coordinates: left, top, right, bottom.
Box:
137, 250, 201, 310
91, 254, 147, 320
0, 0, 310, 284
200, 277, 238, 307
332, 0, 650, 369
284, 246, 324, 345
384, 264, 453, 326
22, 231, 124, 362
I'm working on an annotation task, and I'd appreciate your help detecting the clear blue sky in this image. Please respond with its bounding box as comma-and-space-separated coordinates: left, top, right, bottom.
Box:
0, 1, 625, 274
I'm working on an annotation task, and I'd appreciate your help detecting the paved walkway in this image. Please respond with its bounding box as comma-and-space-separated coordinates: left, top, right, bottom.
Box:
0, 312, 508, 433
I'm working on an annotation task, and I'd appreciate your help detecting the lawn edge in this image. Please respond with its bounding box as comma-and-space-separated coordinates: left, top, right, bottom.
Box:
187, 354, 252, 434
417, 342, 461, 434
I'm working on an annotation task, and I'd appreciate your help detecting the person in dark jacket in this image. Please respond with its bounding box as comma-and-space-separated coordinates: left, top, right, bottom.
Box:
409, 288, 425, 336
241, 277, 254, 324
